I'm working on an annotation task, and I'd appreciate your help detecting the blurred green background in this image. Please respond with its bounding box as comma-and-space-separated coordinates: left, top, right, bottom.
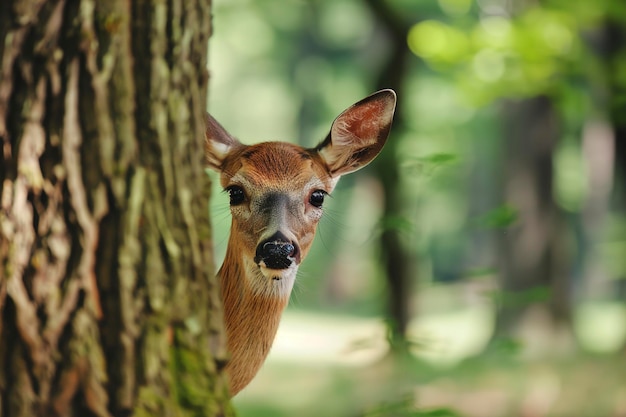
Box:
207, 0, 626, 415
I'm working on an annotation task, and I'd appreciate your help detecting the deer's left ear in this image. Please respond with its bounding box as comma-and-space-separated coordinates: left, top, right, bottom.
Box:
314, 89, 396, 177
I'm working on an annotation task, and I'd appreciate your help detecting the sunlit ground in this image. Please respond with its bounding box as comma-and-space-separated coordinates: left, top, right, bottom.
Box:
233, 284, 626, 417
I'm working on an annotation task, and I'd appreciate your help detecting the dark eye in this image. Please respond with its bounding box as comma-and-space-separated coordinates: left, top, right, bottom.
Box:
309, 190, 326, 208
226, 185, 245, 206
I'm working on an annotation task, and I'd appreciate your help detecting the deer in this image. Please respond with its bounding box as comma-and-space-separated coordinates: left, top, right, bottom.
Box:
204, 89, 397, 396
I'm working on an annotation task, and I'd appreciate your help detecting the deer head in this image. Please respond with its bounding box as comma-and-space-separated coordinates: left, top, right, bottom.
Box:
205, 89, 396, 395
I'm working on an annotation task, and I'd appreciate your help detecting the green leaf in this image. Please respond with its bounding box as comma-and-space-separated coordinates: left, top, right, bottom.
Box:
403, 153, 459, 176
474, 205, 518, 229
488, 286, 552, 307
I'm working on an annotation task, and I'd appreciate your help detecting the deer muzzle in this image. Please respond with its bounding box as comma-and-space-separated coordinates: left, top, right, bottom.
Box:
254, 232, 299, 270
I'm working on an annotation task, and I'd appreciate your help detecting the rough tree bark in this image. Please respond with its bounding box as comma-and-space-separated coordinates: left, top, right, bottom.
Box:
0, 1, 232, 416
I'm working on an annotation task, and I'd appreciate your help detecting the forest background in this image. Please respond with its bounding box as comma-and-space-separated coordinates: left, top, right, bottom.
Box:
207, 0, 626, 416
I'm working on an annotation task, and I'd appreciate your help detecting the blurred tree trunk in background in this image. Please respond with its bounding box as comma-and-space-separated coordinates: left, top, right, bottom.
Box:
0, 1, 232, 416
607, 21, 626, 197
364, 0, 415, 352
493, 96, 573, 351
605, 17, 626, 353
490, 0, 575, 353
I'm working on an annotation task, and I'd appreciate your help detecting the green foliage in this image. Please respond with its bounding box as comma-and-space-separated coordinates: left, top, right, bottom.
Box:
599, 216, 626, 278
404, 153, 459, 176
407, 3, 590, 105
408, 21, 470, 65
365, 396, 462, 417
488, 286, 553, 308
488, 336, 525, 356
474, 205, 518, 229
371, 215, 415, 238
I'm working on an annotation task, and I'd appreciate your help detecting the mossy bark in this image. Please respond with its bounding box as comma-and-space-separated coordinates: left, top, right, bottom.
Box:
0, 1, 233, 416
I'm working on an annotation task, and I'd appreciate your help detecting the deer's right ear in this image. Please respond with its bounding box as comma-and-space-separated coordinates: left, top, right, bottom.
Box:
204, 113, 241, 171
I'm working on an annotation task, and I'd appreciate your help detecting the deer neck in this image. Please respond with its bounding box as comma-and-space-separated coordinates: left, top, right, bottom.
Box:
219, 242, 291, 395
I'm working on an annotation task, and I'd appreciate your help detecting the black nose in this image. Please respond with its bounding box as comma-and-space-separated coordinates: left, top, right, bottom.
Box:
254, 232, 298, 269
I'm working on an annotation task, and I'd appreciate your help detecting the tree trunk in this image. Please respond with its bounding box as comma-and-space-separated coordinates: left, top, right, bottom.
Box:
364, 0, 415, 352
606, 20, 626, 190
493, 96, 573, 351
0, 1, 232, 416
604, 16, 626, 353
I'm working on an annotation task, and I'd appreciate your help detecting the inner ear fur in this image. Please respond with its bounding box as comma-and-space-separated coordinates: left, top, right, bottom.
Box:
314, 89, 396, 177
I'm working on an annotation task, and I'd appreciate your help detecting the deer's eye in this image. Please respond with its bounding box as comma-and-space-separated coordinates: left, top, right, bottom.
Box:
309, 190, 326, 208
226, 185, 245, 206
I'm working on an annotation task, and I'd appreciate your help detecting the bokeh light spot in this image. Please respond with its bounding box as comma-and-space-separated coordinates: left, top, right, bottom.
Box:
408, 20, 469, 64
472, 49, 505, 82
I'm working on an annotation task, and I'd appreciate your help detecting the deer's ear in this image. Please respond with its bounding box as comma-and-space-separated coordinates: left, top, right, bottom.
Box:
204, 112, 242, 171
314, 89, 396, 177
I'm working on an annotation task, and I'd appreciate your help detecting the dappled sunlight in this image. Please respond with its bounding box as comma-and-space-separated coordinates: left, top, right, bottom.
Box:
267, 282, 626, 367
575, 302, 626, 353
235, 299, 626, 417
407, 303, 493, 366
269, 312, 389, 366
262, 285, 495, 369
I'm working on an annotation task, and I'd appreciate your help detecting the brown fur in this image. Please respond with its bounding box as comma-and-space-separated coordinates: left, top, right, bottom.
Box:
218, 143, 333, 394
205, 90, 396, 396
219, 243, 289, 394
